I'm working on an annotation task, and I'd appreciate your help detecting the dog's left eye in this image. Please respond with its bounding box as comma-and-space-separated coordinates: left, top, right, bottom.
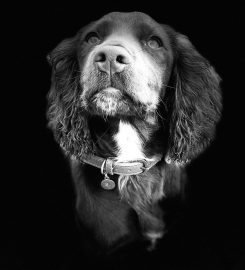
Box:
147, 36, 163, 49
85, 32, 101, 45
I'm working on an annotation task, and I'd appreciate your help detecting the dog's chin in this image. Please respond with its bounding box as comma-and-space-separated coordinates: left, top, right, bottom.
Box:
88, 87, 135, 117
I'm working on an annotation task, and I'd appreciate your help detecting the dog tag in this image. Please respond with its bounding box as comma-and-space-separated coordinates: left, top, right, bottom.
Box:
101, 174, 115, 190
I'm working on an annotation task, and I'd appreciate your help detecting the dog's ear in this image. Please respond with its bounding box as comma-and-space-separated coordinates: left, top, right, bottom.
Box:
47, 37, 77, 70
47, 36, 94, 159
166, 32, 222, 165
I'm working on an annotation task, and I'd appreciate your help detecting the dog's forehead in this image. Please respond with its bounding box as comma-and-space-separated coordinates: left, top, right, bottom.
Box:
91, 12, 163, 35
100, 12, 158, 25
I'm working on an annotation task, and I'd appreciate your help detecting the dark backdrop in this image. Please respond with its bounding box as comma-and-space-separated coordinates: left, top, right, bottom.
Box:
4, 2, 245, 270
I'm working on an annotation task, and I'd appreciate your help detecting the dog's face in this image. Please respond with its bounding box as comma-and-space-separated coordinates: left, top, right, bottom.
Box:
79, 12, 173, 117
47, 12, 222, 164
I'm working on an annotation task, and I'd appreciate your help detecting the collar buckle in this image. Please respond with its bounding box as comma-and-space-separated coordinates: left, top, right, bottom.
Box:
100, 157, 116, 175
139, 158, 150, 173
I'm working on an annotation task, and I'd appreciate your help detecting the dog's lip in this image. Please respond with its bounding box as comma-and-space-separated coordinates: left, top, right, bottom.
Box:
100, 87, 122, 95
90, 87, 124, 101
89, 87, 123, 105
100, 87, 136, 101
89, 86, 136, 107
90, 87, 122, 97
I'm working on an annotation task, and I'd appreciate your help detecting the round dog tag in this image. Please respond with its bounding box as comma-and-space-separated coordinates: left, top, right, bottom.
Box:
101, 177, 115, 190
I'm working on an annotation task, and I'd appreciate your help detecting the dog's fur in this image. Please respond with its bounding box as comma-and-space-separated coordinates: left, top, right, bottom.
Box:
47, 12, 222, 251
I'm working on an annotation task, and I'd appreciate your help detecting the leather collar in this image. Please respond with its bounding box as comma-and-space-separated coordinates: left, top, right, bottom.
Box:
81, 155, 162, 190
81, 155, 162, 176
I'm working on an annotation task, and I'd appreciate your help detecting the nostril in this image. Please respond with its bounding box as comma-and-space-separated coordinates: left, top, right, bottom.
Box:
116, 55, 125, 64
94, 52, 106, 62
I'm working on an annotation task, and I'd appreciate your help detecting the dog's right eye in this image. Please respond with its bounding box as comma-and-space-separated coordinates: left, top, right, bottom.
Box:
85, 32, 101, 45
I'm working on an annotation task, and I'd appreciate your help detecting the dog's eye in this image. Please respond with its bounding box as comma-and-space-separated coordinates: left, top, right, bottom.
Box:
85, 32, 101, 45
147, 36, 163, 49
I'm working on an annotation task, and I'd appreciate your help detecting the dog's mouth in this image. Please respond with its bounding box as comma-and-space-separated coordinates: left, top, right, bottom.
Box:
88, 87, 139, 116
82, 72, 153, 117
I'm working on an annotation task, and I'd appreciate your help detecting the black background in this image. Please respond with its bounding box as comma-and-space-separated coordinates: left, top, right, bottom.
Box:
4, 2, 245, 269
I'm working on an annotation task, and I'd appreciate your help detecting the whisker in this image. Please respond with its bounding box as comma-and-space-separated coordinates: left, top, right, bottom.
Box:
162, 83, 176, 89
156, 109, 165, 121
158, 96, 168, 109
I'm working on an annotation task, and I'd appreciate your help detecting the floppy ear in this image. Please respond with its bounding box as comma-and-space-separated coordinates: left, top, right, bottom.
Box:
166, 33, 222, 165
47, 37, 94, 159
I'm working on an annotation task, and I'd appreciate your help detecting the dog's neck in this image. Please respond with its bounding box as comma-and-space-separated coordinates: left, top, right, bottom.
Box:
114, 120, 146, 161
87, 115, 165, 160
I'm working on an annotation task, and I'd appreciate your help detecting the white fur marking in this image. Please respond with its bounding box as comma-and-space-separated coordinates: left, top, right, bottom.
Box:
114, 121, 145, 161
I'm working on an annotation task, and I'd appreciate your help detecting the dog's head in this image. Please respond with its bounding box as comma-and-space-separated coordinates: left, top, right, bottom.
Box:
47, 12, 222, 165
78, 12, 173, 118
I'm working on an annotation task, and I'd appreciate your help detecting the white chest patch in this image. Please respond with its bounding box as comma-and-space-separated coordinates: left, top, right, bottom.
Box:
114, 121, 145, 161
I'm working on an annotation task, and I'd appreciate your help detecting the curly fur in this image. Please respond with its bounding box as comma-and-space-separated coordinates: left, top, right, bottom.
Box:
166, 32, 222, 164
47, 37, 95, 159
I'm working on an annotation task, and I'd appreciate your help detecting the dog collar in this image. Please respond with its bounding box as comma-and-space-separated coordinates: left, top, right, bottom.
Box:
81, 155, 162, 190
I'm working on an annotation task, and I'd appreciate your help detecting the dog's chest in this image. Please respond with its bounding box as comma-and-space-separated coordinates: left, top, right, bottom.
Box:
113, 121, 145, 161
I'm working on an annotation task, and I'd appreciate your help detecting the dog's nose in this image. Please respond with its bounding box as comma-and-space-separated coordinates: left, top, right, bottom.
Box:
94, 46, 131, 74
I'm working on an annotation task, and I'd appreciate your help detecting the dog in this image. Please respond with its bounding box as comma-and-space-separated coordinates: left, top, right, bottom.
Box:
46, 11, 222, 252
